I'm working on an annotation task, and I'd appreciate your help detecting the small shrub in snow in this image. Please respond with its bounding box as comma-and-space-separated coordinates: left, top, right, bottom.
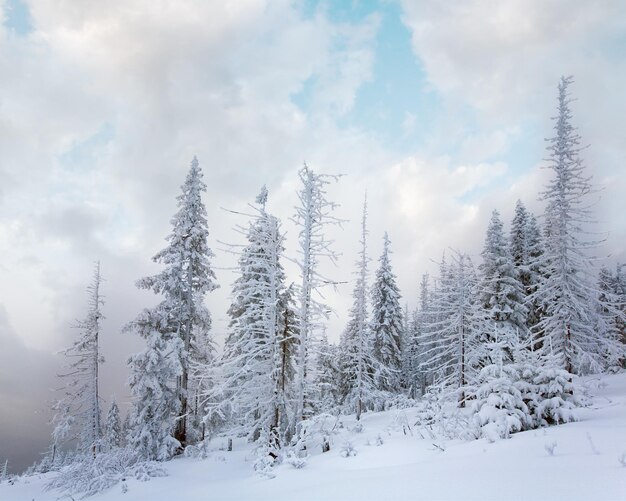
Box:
414, 389, 442, 428
381, 393, 417, 411
45, 448, 166, 498
291, 413, 338, 456
183, 440, 211, 459
618, 453, 626, 467
375, 434, 384, 446
340, 442, 357, 458
253, 444, 277, 478
352, 422, 364, 434
285, 451, 307, 469
544, 441, 557, 456
253, 455, 276, 479
392, 410, 413, 436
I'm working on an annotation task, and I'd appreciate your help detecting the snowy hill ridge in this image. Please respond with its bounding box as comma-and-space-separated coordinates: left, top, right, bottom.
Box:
3, 372, 625, 501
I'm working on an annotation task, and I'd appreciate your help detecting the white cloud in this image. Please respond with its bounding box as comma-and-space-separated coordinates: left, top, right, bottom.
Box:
399, 0, 626, 263
400, 0, 626, 122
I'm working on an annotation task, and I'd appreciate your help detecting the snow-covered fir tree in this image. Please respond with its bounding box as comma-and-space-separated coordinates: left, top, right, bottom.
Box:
402, 306, 421, 398
471, 322, 532, 442
596, 265, 625, 371
370, 232, 403, 392
478, 210, 528, 363
510, 200, 545, 339
410, 274, 431, 395
421, 252, 480, 406
127, 310, 183, 460
218, 188, 292, 465
533, 76, 619, 374
276, 283, 300, 411
612, 263, 626, 362
399, 303, 412, 393
315, 328, 341, 412
292, 164, 342, 427
121, 412, 132, 446
515, 349, 582, 428
128, 156, 218, 450
52, 262, 105, 457
339, 198, 377, 419
102, 398, 122, 451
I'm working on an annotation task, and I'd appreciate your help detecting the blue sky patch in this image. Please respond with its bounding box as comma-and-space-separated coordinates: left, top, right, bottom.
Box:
3, 0, 33, 36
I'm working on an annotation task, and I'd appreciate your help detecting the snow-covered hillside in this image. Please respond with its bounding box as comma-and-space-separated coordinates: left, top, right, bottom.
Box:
3, 373, 625, 501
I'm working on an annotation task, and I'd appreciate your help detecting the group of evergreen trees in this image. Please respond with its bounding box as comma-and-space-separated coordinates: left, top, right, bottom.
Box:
400, 77, 625, 440
42, 76, 624, 475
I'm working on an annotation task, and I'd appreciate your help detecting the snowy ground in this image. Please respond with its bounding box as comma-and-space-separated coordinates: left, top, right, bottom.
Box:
3, 373, 626, 501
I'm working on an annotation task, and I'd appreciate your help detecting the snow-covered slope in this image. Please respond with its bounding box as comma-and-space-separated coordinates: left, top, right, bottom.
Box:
4, 373, 626, 501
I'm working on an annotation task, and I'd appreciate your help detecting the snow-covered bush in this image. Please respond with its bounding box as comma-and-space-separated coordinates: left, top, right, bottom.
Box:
183, 439, 211, 459
517, 355, 584, 427
340, 442, 357, 457
414, 389, 441, 428
380, 392, 417, 411
45, 448, 167, 498
391, 409, 413, 436
413, 388, 474, 440
253, 443, 277, 479
472, 364, 532, 442
290, 413, 338, 456
284, 451, 307, 469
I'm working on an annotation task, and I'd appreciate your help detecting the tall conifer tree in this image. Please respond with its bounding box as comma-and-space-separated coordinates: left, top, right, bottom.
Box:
127, 157, 217, 455
370, 233, 404, 392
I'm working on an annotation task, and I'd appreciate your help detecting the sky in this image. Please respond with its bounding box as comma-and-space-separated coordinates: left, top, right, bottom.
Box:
0, 0, 625, 473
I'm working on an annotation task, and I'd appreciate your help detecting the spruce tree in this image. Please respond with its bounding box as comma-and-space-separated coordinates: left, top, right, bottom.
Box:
414, 273, 431, 393
596, 266, 625, 371
510, 201, 545, 336
127, 156, 218, 450
614, 264, 626, 362
339, 198, 376, 419
370, 232, 404, 392
533, 76, 614, 374
102, 399, 122, 451
478, 210, 528, 363
52, 262, 105, 457
219, 188, 291, 465
315, 328, 340, 412
471, 323, 532, 441
421, 252, 480, 406
127, 312, 182, 460
402, 306, 422, 398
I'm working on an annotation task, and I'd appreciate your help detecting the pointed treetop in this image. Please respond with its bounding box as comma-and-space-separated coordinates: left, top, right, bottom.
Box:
558, 75, 574, 99
256, 185, 269, 209
383, 231, 391, 253
361, 193, 369, 239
